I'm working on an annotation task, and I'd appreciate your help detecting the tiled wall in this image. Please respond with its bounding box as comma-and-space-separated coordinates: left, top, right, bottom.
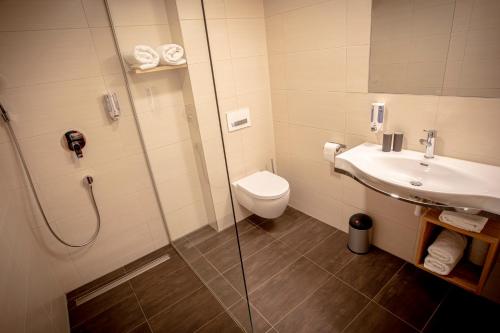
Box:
0, 176, 69, 331
262, 0, 500, 300
0, 0, 166, 295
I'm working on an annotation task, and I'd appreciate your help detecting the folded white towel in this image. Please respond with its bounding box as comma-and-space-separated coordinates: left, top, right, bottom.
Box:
124, 45, 160, 70
424, 254, 460, 275
428, 229, 467, 264
157, 44, 186, 65
439, 210, 488, 233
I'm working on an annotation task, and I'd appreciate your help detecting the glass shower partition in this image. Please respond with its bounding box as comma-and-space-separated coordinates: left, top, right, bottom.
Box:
105, 0, 253, 331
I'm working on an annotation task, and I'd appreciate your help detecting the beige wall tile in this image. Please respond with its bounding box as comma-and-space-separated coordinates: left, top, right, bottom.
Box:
288, 91, 346, 131
284, 0, 346, 51
82, 0, 110, 27
179, 20, 210, 64
225, 0, 265, 18
265, 14, 285, 55
204, 0, 227, 19
175, 0, 204, 19
347, 0, 372, 46
347, 45, 370, 92
90, 27, 122, 75
0, 29, 101, 88
233, 55, 270, 94
436, 96, 500, 162
286, 48, 346, 91
271, 90, 288, 122
0, 0, 88, 31
227, 18, 267, 58
207, 19, 232, 61
213, 60, 237, 99
107, 0, 168, 26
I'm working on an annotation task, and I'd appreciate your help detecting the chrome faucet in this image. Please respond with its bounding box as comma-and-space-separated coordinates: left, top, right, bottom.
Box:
419, 129, 437, 159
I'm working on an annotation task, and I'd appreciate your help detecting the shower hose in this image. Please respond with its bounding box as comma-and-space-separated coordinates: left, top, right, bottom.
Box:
1, 104, 101, 247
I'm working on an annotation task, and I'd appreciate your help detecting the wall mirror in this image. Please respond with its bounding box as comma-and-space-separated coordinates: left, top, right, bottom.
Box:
369, 0, 500, 97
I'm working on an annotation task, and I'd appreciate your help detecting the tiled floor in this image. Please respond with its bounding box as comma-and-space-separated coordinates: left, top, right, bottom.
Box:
67, 207, 500, 332
66, 246, 245, 333
176, 207, 500, 333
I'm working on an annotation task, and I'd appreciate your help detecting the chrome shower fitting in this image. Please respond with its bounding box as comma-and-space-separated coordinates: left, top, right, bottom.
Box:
0, 103, 101, 247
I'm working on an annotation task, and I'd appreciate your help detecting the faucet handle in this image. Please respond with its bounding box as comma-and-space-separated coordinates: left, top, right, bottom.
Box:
423, 129, 437, 137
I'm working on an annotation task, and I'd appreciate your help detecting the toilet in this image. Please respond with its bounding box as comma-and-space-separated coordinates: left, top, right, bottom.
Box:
232, 170, 290, 219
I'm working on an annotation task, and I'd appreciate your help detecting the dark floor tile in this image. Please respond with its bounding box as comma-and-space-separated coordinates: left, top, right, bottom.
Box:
248, 206, 305, 226
205, 228, 274, 273
375, 264, 450, 330
173, 237, 203, 263
239, 228, 276, 257
344, 303, 418, 333
205, 238, 242, 272
67, 267, 127, 307
224, 240, 300, 294
336, 247, 404, 297
305, 231, 354, 274
275, 277, 369, 333
125, 246, 172, 273
190, 256, 219, 282
195, 312, 243, 333
195, 221, 256, 254
249, 209, 305, 238
229, 299, 272, 333
423, 286, 500, 333
149, 287, 224, 333
278, 216, 337, 254
250, 257, 330, 325
131, 263, 203, 318
69, 282, 134, 328
207, 274, 242, 308
72, 295, 144, 333
128, 323, 152, 333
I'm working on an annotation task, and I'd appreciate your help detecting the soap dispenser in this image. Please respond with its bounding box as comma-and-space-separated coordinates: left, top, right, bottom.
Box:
370, 102, 385, 133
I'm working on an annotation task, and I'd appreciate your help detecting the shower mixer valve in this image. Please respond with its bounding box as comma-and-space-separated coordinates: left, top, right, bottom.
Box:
64, 130, 86, 159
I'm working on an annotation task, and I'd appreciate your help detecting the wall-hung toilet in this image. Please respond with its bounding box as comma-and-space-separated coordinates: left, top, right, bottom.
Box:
232, 171, 290, 219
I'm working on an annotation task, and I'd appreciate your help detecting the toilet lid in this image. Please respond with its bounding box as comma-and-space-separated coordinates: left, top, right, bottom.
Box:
235, 171, 289, 200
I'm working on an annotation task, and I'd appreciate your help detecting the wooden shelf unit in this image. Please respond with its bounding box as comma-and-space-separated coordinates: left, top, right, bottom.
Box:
415, 209, 500, 294
132, 64, 187, 74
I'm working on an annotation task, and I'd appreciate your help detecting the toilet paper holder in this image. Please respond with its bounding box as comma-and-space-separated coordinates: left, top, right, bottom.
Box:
328, 141, 346, 153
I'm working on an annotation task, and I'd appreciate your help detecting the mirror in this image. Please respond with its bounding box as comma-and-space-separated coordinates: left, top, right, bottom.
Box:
369, 0, 500, 98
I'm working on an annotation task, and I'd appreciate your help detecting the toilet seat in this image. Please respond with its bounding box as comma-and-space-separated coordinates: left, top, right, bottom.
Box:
234, 171, 289, 200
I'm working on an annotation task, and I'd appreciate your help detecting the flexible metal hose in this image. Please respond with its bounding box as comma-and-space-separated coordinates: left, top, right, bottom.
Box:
1, 104, 101, 247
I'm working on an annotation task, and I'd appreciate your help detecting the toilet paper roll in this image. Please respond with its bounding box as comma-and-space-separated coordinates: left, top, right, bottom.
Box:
323, 142, 340, 163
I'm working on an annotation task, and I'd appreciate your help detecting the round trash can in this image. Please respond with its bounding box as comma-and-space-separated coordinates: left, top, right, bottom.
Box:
347, 213, 373, 254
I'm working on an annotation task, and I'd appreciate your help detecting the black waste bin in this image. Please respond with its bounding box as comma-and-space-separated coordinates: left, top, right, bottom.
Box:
347, 213, 373, 254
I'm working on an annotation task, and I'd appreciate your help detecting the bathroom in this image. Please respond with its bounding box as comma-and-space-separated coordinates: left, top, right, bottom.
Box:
0, 0, 499, 332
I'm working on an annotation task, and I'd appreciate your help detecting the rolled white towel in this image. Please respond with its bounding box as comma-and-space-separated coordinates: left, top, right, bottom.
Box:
424, 254, 460, 275
157, 44, 186, 65
439, 210, 488, 233
428, 229, 467, 264
124, 45, 160, 70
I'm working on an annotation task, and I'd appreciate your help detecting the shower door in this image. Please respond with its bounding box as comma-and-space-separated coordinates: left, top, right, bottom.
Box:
105, 0, 253, 331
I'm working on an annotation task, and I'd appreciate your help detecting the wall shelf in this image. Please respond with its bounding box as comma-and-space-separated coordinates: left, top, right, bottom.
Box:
415, 209, 500, 294
132, 64, 187, 74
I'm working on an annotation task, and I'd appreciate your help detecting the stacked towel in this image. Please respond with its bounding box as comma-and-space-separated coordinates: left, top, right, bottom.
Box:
424, 229, 467, 275
124, 45, 160, 70
157, 44, 186, 65
439, 210, 488, 233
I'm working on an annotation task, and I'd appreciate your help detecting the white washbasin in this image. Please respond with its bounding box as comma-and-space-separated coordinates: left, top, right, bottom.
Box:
335, 143, 500, 216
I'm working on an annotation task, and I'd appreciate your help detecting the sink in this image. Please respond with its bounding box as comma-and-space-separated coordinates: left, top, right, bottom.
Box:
335, 143, 500, 216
